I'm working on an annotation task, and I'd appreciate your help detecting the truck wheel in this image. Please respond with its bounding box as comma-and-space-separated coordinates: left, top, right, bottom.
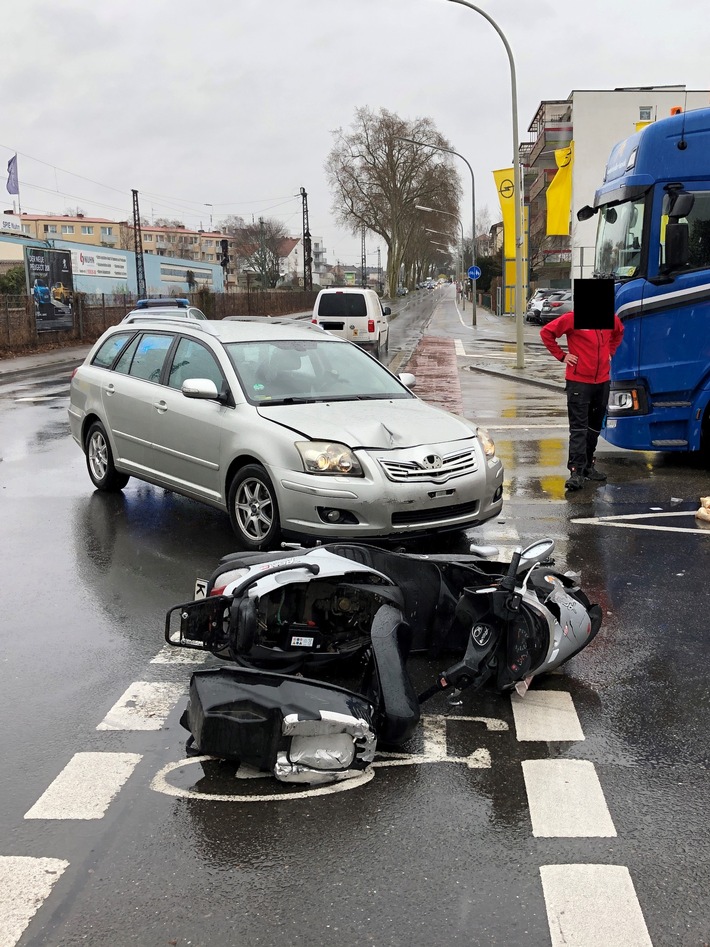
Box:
85, 421, 130, 492
228, 464, 282, 550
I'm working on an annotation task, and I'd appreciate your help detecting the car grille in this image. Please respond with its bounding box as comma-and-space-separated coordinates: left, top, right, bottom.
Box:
379, 448, 477, 484
391, 500, 479, 526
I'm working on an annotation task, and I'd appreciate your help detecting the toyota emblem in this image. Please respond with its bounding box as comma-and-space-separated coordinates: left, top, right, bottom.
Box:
422, 453, 443, 470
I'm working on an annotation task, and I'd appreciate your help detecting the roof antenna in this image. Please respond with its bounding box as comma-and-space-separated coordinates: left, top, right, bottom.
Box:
677, 90, 688, 150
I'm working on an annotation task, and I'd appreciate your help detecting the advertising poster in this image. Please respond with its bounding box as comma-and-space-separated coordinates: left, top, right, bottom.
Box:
25, 247, 74, 331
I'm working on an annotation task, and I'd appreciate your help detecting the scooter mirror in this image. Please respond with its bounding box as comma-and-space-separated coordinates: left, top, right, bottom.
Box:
517, 538, 555, 570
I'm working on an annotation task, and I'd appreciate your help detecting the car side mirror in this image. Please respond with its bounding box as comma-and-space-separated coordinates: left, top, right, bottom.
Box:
182, 378, 220, 400
398, 372, 416, 389
383, 307, 391, 316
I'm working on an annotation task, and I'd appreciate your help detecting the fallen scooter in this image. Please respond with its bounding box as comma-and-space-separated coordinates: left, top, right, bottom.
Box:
165, 539, 602, 785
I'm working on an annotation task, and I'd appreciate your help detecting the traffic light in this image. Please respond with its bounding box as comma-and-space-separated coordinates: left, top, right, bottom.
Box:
220, 239, 229, 268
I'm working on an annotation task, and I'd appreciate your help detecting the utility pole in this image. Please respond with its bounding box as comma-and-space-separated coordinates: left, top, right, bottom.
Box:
360, 223, 367, 287
377, 246, 382, 293
258, 216, 268, 289
300, 187, 313, 291
132, 189, 146, 299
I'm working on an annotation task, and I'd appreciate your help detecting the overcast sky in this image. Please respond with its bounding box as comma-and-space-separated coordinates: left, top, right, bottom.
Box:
4, 0, 710, 266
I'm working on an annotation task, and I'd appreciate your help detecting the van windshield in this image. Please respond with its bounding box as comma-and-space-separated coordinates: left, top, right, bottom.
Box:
317, 293, 367, 317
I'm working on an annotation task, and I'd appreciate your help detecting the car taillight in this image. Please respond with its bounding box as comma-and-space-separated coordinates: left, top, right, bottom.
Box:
311, 318, 317, 324
368, 319, 375, 333
551, 302, 562, 307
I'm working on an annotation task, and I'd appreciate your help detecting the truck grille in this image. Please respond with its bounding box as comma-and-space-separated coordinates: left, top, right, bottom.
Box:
379, 448, 477, 484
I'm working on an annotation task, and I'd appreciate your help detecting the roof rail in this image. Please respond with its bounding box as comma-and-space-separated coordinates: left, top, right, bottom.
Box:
121, 315, 218, 334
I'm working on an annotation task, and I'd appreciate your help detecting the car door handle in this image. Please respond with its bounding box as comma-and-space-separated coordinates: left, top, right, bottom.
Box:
104, 383, 115, 396
153, 400, 168, 414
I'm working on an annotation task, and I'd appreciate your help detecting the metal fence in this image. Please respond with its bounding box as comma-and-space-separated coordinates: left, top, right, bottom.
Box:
0, 290, 320, 355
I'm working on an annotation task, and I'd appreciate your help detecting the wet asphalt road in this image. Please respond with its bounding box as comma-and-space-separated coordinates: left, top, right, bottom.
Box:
0, 287, 708, 947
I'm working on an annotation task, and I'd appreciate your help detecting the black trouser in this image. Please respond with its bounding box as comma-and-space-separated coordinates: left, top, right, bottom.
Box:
565, 380, 610, 472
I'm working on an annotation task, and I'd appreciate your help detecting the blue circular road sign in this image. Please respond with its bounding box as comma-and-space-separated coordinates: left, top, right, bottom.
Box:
468, 265, 482, 280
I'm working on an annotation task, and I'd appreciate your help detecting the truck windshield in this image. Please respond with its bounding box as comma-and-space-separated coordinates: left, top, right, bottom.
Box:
594, 196, 646, 279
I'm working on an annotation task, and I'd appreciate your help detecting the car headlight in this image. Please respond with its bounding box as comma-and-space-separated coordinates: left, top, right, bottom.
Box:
477, 427, 496, 458
296, 441, 364, 476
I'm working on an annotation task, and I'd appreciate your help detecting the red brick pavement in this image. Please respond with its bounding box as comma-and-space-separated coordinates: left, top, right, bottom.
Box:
405, 335, 464, 415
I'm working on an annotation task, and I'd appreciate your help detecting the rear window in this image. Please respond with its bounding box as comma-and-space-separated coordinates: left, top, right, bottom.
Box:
92, 332, 134, 369
317, 293, 367, 318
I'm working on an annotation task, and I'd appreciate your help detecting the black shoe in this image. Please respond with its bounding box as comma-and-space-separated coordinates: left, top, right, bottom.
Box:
584, 466, 607, 482
565, 472, 585, 491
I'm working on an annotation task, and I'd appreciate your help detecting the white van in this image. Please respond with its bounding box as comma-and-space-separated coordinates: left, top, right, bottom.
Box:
312, 287, 390, 359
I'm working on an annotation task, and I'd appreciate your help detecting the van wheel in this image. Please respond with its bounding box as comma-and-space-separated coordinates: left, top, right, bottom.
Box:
228, 464, 282, 550
85, 421, 130, 492
373, 340, 382, 361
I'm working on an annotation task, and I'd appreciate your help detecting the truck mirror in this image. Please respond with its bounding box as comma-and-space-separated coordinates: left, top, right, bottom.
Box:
663, 222, 689, 272
669, 191, 694, 219
576, 205, 597, 222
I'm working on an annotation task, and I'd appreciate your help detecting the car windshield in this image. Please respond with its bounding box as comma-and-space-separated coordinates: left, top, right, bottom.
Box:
225, 338, 414, 405
593, 196, 646, 279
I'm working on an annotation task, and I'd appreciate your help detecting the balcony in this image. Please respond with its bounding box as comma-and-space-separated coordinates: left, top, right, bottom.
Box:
529, 167, 557, 203
528, 123, 573, 166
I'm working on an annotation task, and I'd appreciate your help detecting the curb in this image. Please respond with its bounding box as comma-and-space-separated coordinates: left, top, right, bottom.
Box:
464, 363, 565, 392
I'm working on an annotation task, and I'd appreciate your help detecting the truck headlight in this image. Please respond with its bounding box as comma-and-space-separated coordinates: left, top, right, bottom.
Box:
296, 441, 363, 476
477, 427, 496, 458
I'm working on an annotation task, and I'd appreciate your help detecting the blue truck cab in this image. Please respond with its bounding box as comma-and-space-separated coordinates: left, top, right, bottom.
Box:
578, 107, 710, 453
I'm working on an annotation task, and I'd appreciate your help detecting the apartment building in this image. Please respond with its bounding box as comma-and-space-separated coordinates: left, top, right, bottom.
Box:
10, 213, 120, 247
521, 85, 710, 283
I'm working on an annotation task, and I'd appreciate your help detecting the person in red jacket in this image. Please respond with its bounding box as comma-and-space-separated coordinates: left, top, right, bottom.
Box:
540, 310, 624, 491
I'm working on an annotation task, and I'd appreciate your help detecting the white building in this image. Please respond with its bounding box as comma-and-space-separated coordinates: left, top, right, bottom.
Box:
280, 235, 331, 286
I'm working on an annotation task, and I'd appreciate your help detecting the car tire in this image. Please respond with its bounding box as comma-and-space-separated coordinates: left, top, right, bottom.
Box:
384, 332, 389, 356
373, 340, 382, 361
85, 421, 130, 492
228, 464, 282, 551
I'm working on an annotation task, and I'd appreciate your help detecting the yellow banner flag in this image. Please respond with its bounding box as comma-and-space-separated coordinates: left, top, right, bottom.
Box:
493, 167, 516, 259
546, 141, 574, 236
635, 120, 652, 133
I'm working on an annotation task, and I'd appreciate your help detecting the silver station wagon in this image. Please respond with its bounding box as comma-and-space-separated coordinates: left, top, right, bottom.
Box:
68, 319, 504, 549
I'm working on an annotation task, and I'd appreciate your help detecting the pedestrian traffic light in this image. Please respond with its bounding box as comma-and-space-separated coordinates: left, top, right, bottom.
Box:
220, 239, 229, 268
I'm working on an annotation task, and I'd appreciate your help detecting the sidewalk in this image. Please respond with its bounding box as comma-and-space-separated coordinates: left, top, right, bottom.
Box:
424, 297, 566, 392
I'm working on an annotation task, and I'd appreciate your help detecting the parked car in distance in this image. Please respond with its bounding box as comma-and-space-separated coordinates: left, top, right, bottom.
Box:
312, 287, 390, 359
396, 286, 409, 296
122, 297, 207, 323
539, 291, 573, 324
526, 289, 570, 324
68, 319, 504, 549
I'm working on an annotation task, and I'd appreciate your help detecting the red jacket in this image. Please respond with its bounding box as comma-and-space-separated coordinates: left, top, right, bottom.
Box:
540, 311, 624, 383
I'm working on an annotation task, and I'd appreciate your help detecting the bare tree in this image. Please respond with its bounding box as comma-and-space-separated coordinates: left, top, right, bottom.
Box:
229, 217, 288, 289
217, 215, 246, 234
326, 107, 462, 296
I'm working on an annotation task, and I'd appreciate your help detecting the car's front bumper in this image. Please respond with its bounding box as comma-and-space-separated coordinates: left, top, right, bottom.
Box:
270, 445, 504, 540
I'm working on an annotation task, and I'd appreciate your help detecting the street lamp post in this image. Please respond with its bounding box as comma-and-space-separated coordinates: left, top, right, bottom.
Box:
416, 205, 465, 308
443, 0, 524, 368
397, 136, 477, 325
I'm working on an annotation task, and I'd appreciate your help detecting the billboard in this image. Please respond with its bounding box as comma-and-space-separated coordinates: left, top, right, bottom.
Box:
25, 247, 74, 332
70, 248, 128, 279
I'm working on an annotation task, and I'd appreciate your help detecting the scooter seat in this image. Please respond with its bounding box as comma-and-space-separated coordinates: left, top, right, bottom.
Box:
368, 604, 420, 747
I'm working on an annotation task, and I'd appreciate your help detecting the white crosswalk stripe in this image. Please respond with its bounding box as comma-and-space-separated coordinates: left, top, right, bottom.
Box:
511, 690, 585, 742
0, 856, 69, 947
96, 681, 185, 730
523, 758, 617, 837
540, 864, 653, 946
150, 645, 210, 665
24, 752, 142, 820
